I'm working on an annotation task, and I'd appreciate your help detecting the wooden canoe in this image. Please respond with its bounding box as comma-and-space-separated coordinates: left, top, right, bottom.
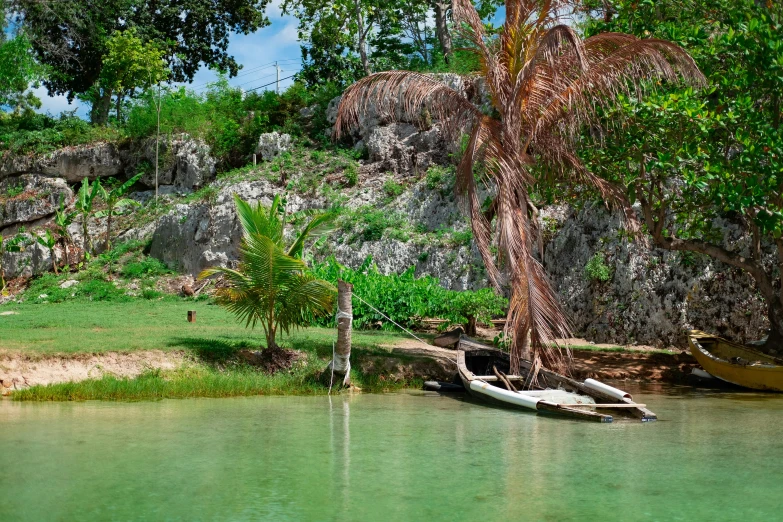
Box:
688, 330, 783, 392
457, 337, 657, 422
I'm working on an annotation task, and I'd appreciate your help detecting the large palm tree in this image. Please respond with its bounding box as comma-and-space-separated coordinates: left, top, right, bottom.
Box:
335, 0, 705, 374
199, 195, 337, 350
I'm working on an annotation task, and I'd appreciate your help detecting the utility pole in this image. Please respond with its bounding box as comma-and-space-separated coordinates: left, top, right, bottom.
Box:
275, 61, 280, 94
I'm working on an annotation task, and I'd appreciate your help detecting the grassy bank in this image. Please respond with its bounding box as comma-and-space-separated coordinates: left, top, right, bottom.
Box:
1, 300, 427, 401
11, 363, 421, 401
0, 300, 413, 355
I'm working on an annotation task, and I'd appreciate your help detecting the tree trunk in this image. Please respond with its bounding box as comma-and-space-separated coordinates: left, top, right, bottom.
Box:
762, 297, 783, 355
354, 0, 370, 75
433, 0, 453, 64
106, 210, 113, 251
328, 280, 353, 388
155, 84, 161, 204
466, 315, 476, 336
51, 248, 58, 275
82, 215, 90, 257
90, 89, 112, 125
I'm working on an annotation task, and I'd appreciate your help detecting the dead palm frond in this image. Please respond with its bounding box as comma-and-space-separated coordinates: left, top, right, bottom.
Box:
335, 0, 705, 374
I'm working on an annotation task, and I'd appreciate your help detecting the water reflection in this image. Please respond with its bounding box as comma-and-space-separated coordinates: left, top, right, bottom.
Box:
1, 387, 783, 521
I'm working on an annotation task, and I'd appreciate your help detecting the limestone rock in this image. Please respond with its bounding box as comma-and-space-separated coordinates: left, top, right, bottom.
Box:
133, 135, 216, 191
541, 204, 767, 347
256, 132, 292, 161
0, 143, 122, 182
0, 175, 73, 232
365, 123, 444, 174
1, 233, 53, 279
149, 179, 328, 275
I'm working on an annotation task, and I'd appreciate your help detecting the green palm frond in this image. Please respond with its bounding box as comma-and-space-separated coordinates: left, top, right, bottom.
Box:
287, 210, 338, 258
200, 196, 337, 348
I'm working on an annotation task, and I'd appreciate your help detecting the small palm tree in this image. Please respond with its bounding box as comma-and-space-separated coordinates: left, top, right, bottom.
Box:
335, 0, 705, 373
95, 174, 141, 251
199, 195, 337, 350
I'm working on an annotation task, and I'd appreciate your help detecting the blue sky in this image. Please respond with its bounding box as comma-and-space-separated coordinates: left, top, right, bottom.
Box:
36, 0, 303, 116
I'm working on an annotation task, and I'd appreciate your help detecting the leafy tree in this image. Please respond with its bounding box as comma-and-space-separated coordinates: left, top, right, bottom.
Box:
577, 0, 783, 353
0, 31, 42, 113
74, 178, 102, 257
284, 0, 456, 85
199, 195, 337, 350
98, 29, 169, 121
336, 0, 703, 373
12, 0, 270, 123
95, 174, 142, 251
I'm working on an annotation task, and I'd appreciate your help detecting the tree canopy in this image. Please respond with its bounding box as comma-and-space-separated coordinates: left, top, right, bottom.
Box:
11, 0, 270, 121
575, 0, 783, 352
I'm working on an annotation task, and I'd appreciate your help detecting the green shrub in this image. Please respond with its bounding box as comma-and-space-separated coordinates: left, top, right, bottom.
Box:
354, 208, 405, 241
383, 179, 404, 199
585, 252, 612, 283
311, 256, 507, 331
121, 257, 170, 278
344, 163, 358, 187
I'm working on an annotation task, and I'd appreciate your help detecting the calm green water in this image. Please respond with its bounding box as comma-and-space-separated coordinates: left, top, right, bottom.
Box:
2, 386, 783, 521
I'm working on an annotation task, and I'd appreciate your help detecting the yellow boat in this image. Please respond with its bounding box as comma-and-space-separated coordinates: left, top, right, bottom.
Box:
688, 330, 783, 392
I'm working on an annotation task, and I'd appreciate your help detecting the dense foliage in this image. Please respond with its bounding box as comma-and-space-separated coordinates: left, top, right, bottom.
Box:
11, 0, 270, 123
575, 0, 783, 351
311, 256, 508, 331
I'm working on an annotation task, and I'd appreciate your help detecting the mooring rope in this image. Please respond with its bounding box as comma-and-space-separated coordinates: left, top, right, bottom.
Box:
352, 292, 458, 367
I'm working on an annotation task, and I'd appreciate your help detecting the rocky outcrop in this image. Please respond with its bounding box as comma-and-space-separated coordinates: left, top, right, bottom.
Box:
327, 73, 481, 173
0, 175, 73, 233
256, 132, 292, 161
0, 143, 122, 182
365, 123, 445, 174
542, 204, 767, 347
149, 179, 326, 274
132, 134, 216, 191
1, 233, 56, 279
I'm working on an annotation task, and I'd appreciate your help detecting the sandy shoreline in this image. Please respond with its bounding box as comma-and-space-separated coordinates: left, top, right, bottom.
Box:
1, 342, 697, 396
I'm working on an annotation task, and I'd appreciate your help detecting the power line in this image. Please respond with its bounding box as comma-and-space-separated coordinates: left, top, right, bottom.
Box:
190, 59, 300, 91
244, 73, 298, 93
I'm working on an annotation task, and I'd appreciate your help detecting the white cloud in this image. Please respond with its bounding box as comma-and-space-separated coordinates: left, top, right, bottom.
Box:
266, 0, 285, 19
276, 21, 300, 46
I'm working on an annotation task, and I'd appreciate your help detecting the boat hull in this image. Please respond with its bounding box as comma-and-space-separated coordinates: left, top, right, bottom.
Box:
456, 338, 654, 422
688, 331, 783, 392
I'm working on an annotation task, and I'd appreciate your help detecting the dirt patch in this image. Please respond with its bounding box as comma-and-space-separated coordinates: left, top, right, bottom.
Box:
237, 347, 303, 374
0, 350, 188, 395
572, 350, 698, 383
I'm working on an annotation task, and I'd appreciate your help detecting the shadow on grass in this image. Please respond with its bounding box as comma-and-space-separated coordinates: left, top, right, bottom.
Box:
168, 336, 259, 363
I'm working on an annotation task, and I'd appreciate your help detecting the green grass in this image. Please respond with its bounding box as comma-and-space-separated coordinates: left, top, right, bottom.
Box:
11, 361, 420, 401
2, 300, 425, 401
0, 300, 413, 355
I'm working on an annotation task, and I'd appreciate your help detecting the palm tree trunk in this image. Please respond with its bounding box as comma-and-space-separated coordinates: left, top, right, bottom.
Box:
329, 280, 353, 387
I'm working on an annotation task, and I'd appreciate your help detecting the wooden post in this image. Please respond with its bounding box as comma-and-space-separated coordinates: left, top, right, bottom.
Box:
187, 310, 196, 323
328, 280, 353, 388
253, 154, 257, 166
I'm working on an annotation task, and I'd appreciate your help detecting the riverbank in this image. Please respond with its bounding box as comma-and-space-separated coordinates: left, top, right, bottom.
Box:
1, 300, 697, 400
